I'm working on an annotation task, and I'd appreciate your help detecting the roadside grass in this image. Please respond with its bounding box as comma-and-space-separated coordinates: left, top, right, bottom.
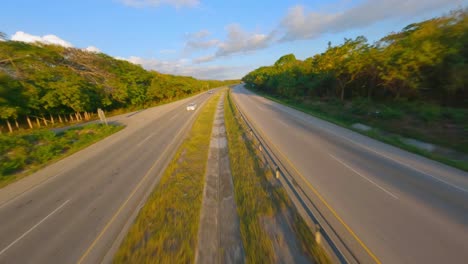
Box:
224, 92, 330, 263
114, 92, 221, 263
0, 123, 123, 188
249, 89, 468, 172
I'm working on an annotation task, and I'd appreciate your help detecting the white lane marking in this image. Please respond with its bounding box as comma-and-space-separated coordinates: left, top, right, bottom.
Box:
137, 133, 155, 147
256, 104, 267, 112
277, 119, 289, 127
257, 95, 468, 194
0, 199, 70, 256
329, 154, 399, 200
332, 133, 468, 193
168, 113, 179, 121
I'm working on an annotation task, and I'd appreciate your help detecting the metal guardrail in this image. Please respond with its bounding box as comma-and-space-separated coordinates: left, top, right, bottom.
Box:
228, 90, 361, 264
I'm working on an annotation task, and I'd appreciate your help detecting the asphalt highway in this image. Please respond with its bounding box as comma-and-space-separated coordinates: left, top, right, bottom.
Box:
0, 91, 214, 264
231, 84, 468, 264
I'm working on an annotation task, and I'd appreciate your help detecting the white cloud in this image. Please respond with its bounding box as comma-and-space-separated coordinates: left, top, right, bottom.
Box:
186, 29, 211, 39
279, 0, 461, 41
193, 55, 215, 63
11, 31, 73, 47
120, 55, 245, 79
159, 49, 177, 54
187, 24, 275, 63
186, 0, 460, 63
215, 24, 273, 57
186, 39, 220, 50
120, 0, 199, 8
184, 29, 219, 53
11, 31, 104, 54
84, 46, 101, 53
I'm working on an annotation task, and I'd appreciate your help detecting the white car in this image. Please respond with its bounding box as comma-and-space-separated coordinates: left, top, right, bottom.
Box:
186, 103, 197, 111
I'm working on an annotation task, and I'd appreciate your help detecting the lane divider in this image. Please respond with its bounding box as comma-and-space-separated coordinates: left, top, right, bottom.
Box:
329, 154, 399, 200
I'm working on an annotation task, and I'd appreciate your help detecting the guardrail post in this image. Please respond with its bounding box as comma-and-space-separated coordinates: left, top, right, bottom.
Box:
315, 224, 322, 245
259, 144, 262, 152
275, 166, 280, 179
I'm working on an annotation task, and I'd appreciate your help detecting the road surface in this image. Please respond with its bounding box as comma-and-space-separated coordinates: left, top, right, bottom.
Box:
0, 91, 215, 264
231, 85, 468, 264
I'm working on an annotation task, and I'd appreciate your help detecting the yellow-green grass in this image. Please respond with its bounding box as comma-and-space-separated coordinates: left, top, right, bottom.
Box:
114, 92, 221, 263
224, 91, 330, 263
0, 123, 123, 188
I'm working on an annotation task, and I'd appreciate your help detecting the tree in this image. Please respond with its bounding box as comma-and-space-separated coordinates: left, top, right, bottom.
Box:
242, 9, 468, 106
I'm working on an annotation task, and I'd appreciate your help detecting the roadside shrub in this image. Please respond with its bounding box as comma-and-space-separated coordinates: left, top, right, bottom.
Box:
0, 156, 26, 176
379, 106, 404, 120
349, 98, 372, 115
417, 104, 441, 122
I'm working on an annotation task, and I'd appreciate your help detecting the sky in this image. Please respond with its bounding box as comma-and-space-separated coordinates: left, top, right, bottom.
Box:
1, 0, 466, 80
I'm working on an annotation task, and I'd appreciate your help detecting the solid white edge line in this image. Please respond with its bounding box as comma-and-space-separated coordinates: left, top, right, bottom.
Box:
329, 154, 399, 200
137, 133, 154, 147
0, 199, 70, 256
168, 113, 179, 121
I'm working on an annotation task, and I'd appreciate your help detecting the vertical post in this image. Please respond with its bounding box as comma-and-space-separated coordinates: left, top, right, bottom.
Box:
26, 116, 33, 129
6, 120, 13, 133
315, 224, 322, 245
15, 119, 19, 129
275, 166, 280, 179
36, 117, 41, 128
42, 116, 47, 126
97, 108, 108, 126
58, 115, 63, 123
50, 114, 55, 125
259, 144, 262, 152
70, 114, 74, 122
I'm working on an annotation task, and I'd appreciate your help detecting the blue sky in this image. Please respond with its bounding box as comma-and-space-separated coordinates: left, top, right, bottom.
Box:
1, 0, 466, 79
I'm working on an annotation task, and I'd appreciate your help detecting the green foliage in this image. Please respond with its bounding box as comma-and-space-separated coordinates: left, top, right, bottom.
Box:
0, 41, 238, 123
243, 9, 468, 106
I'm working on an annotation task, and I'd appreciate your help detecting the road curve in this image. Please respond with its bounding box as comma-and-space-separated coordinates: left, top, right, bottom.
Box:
0, 91, 215, 264
232, 85, 468, 264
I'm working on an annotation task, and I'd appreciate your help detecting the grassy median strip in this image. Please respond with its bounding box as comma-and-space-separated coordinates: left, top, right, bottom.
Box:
0, 123, 123, 188
114, 92, 221, 263
224, 92, 329, 263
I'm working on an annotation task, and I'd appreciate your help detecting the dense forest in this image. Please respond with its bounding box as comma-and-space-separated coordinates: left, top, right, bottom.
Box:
0, 38, 237, 130
242, 9, 467, 107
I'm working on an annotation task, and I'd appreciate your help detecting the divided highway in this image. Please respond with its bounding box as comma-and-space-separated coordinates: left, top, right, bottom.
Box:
232, 85, 468, 264
0, 91, 214, 264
